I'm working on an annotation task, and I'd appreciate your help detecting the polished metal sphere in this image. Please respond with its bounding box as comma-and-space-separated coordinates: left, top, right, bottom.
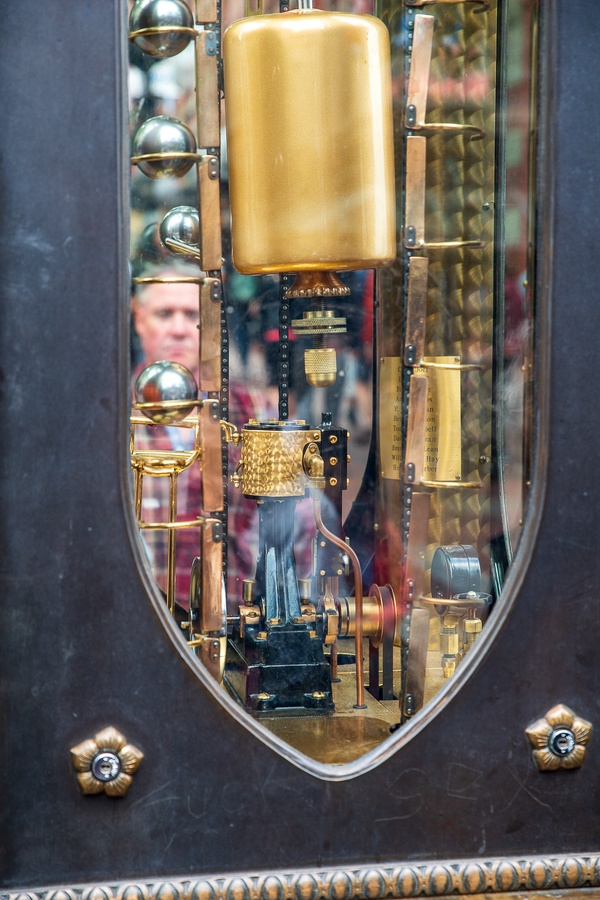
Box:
135, 360, 198, 424
129, 0, 195, 59
160, 205, 200, 255
136, 222, 169, 263
132, 116, 196, 179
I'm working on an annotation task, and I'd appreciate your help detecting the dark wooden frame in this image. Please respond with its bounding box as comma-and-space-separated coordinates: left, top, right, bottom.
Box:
1, 0, 599, 894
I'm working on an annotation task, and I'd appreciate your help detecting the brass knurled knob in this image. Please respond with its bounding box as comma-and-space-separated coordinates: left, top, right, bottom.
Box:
304, 347, 337, 387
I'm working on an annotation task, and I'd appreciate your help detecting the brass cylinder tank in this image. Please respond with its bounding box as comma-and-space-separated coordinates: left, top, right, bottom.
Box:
238, 422, 315, 498
223, 9, 396, 275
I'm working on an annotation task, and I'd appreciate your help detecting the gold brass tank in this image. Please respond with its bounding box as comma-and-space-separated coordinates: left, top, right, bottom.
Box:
223, 9, 396, 275
236, 422, 316, 498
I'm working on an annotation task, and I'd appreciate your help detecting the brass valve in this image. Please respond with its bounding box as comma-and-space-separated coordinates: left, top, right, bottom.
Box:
440, 615, 460, 678
463, 614, 483, 651
303, 442, 326, 491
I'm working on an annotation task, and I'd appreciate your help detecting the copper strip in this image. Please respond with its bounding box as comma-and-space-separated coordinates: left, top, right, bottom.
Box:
404, 135, 427, 248
403, 606, 430, 716
200, 278, 221, 392
406, 15, 434, 127
405, 374, 428, 485
405, 491, 430, 603
405, 256, 428, 365
195, 32, 220, 150
200, 401, 224, 512
198, 156, 222, 271
194, 0, 218, 23
201, 519, 224, 632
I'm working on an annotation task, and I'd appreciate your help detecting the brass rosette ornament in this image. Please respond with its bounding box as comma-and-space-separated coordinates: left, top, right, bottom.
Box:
70, 726, 144, 797
526, 704, 592, 771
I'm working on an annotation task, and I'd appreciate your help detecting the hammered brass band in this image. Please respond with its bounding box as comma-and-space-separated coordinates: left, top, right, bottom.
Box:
239, 425, 316, 498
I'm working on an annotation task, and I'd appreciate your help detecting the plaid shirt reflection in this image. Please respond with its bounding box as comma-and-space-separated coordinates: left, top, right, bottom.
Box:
134, 381, 271, 610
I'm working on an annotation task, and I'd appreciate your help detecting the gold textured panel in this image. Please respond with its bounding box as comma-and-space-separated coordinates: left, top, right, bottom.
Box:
239, 425, 315, 498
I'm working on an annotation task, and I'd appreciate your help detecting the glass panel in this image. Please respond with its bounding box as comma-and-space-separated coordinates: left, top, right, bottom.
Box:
127, 0, 537, 767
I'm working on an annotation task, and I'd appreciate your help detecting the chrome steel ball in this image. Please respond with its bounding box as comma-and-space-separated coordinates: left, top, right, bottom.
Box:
129, 0, 195, 59
136, 222, 169, 262
160, 205, 200, 255
132, 116, 196, 179
135, 360, 198, 424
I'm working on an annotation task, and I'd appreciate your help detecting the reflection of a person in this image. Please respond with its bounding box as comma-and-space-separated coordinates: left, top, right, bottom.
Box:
131, 268, 272, 609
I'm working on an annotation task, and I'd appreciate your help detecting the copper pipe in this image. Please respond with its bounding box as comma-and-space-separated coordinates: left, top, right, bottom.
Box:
330, 638, 339, 682
312, 498, 366, 709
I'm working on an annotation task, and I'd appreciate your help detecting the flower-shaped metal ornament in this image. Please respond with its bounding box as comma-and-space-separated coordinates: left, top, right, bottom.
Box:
70, 726, 144, 796
525, 703, 592, 771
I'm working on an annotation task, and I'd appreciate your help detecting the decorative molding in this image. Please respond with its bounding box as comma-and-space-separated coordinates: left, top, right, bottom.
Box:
4, 853, 600, 900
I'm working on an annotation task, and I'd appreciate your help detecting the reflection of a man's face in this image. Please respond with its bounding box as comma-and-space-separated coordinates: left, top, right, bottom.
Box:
133, 281, 199, 377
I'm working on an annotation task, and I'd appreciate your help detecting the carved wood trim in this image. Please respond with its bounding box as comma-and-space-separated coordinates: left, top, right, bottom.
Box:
5, 853, 600, 900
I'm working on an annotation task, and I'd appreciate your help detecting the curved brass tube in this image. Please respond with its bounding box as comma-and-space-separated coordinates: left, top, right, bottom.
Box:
406, 0, 489, 11
128, 26, 198, 42
130, 151, 201, 166
312, 497, 366, 709
410, 123, 486, 142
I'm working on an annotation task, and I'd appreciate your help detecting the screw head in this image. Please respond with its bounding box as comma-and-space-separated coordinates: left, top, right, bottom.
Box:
549, 727, 576, 757
91, 751, 121, 783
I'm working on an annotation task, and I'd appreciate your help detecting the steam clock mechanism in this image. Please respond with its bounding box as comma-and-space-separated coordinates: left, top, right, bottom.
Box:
129, 0, 506, 756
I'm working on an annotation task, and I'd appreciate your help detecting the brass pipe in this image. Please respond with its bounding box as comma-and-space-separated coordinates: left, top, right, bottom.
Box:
312, 498, 365, 709
128, 26, 198, 41
130, 151, 201, 166
167, 473, 177, 616
134, 469, 143, 522
138, 518, 203, 530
